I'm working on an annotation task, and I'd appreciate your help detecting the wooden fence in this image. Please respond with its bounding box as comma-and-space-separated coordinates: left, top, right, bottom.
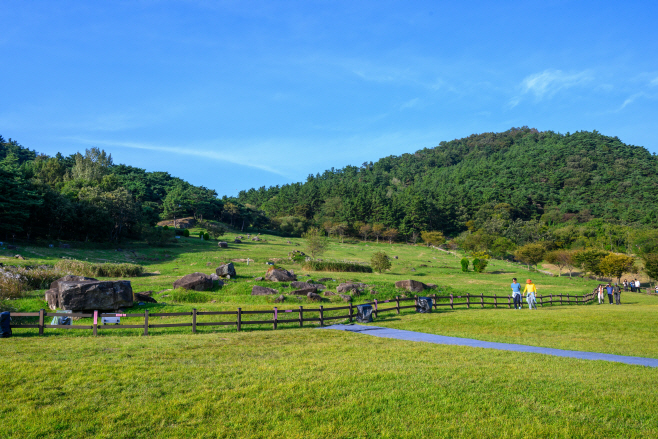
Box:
7, 291, 597, 336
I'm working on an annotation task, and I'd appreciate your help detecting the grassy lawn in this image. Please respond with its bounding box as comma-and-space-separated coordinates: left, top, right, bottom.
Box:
2, 232, 658, 437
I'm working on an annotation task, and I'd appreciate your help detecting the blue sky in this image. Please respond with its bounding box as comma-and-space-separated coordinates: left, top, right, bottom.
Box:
2, 0, 657, 195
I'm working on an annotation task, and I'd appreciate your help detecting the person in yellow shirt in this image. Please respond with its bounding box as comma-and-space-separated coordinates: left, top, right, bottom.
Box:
523, 279, 537, 310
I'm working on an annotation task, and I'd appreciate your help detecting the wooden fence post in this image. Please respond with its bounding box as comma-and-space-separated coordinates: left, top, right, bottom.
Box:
143, 309, 149, 336
192, 308, 197, 334
237, 307, 242, 331
560, 294, 563, 305
349, 303, 353, 322
450, 294, 454, 310
319, 306, 324, 326
508, 295, 511, 309
540, 295, 543, 307
481, 293, 484, 308
467, 293, 470, 309
299, 306, 303, 327
93, 310, 98, 336
396, 296, 400, 314
38, 309, 44, 335
415, 295, 418, 311
494, 294, 497, 309
273, 307, 278, 330
550, 294, 553, 305
373, 299, 378, 318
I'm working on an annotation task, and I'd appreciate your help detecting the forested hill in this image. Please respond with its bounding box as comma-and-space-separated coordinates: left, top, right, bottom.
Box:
237, 128, 658, 235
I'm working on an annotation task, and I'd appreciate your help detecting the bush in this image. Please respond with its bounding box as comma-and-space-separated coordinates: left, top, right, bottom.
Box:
169, 289, 213, 303
371, 251, 392, 273
0, 266, 65, 299
183, 229, 190, 237
472, 258, 488, 273
461, 258, 469, 272
303, 261, 373, 273
55, 260, 144, 277
163, 225, 169, 230
203, 232, 210, 241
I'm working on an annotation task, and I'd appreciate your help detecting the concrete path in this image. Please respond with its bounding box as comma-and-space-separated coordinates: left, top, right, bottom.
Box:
322, 324, 658, 368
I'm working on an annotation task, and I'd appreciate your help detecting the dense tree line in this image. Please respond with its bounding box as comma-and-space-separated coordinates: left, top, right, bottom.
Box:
0, 136, 267, 243
237, 128, 658, 240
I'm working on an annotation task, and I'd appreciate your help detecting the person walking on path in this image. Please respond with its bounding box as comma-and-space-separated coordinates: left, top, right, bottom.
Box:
606, 283, 614, 304
635, 279, 641, 293
511, 278, 522, 309
597, 284, 605, 304
613, 283, 621, 305
523, 279, 537, 310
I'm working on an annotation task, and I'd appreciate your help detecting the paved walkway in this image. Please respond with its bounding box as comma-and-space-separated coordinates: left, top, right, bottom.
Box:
322, 324, 658, 368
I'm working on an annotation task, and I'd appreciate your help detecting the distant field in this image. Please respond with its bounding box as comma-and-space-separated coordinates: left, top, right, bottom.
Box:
2, 233, 657, 438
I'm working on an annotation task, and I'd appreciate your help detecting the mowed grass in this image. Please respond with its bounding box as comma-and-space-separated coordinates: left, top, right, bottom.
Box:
3, 233, 658, 437
1, 329, 658, 439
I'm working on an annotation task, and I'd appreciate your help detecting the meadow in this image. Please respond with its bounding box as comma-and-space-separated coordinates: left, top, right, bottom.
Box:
1, 232, 657, 438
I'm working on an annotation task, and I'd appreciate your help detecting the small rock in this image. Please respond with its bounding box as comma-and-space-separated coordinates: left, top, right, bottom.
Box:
234, 239, 242, 243
218, 242, 228, 248
411, 268, 416, 272
370, 290, 378, 294
307, 292, 322, 302
211, 300, 216, 303
393, 256, 398, 259
14, 255, 25, 260
317, 277, 333, 282
274, 295, 286, 303
324, 291, 336, 296
216, 263, 237, 278
206, 261, 212, 266
252, 285, 279, 296
340, 294, 352, 302
427, 284, 437, 289
290, 287, 317, 295
134, 292, 157, 303
254, 276, 264, 281
173, 273, 213, 291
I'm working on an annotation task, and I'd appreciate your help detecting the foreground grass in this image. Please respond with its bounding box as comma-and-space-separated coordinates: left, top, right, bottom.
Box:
1, 329, 657, 438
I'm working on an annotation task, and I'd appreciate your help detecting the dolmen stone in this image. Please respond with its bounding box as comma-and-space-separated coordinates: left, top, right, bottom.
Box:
265, 267, 297, 282
307, 292, 322, 302
290, 287, 317, 295
218, 242, 228, 248
44, 275, 133, 311
252, 286, 279, 296
173, 272, 213, 291
216, 263, 236, 278
134, 292, 157, 303
395, 279, 427, 293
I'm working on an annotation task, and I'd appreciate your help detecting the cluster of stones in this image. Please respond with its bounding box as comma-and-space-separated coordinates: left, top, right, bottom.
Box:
172, 263, 236, 291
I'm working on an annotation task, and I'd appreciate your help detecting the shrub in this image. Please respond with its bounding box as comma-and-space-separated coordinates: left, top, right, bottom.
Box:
371, 251, 392, 273
169, 289, 213, 303
163, 225, 169, 230
303, 261, 373, 273
0, 266, 65, 299
461, 258, 469, 272
55, 260, 144, 277
183, 229, 190, 237
203, 232, 210, 241
472, 258, 488, 273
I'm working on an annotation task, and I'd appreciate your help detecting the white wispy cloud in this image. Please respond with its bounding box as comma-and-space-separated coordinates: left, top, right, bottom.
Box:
619, 92, 645, 110
509, 69, 592, 107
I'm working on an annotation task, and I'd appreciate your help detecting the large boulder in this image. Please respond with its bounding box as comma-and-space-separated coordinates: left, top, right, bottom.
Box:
216, 263, 236, 278
307, 292, 322, 302
265, 267, 297, 282
173, 272, 213, 291
218, 242, 228, 248
44, 278, 133, 311
251, 286, 279, 296
290, 287, 317, 296
395, 280, 427, 293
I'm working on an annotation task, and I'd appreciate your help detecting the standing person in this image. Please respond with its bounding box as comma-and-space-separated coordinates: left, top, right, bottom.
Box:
635, 279, 641, 293
606, 283, 613, 304
613, 283, 621, 305
597, 284, 605, 304
511, 278, 522, 310
630, 280, 636, 293
523, 279, 537, 310
623, 280, 629, 292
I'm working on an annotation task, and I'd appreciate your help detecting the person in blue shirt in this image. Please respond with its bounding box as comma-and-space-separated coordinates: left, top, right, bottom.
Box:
606, 283, 613, 304
511, 278, 522, 309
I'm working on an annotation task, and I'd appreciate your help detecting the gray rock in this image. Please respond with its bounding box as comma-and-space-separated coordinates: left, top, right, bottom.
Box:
173, 272, 213, 291
317, 278, 333, 282
307, 292, 322, 302
206, 261, 212, 266
340, 294, 352, 302
274, 294, 286, 303
336, 283, 366, 293
395, 279, 427, 293
14, 255, 25, 260
251, 285, 279, 296
217, 242, 228, 248
265, 267, 297, 282
426, 283, 437, 289
50, 279, 133, 311
323, 291, 336, 296
216, 263, 236, 278
134, 292, 157, 303
393, 256, 398, 259
254, 276, 264, 281
234, 239, 242, 243
290, 287, 317, 295
291, 281, 315, 289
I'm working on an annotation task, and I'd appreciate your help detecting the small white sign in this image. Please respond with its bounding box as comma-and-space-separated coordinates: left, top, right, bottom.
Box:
102, 317, 121, 325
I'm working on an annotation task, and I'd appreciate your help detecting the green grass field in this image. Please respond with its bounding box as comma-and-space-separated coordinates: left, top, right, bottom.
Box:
1, 233, 657, 438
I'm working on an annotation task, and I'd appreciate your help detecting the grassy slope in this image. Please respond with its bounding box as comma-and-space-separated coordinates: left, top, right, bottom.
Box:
2, 234, 658, 438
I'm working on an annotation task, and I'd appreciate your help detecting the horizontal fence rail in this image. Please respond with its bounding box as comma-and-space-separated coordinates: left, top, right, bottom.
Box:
6, 292, 597, 337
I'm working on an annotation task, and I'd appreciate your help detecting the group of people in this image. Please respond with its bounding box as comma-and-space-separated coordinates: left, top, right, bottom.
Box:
596, 284, 622, 305
510, 278, 537, 310
622, 279, 642, 293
